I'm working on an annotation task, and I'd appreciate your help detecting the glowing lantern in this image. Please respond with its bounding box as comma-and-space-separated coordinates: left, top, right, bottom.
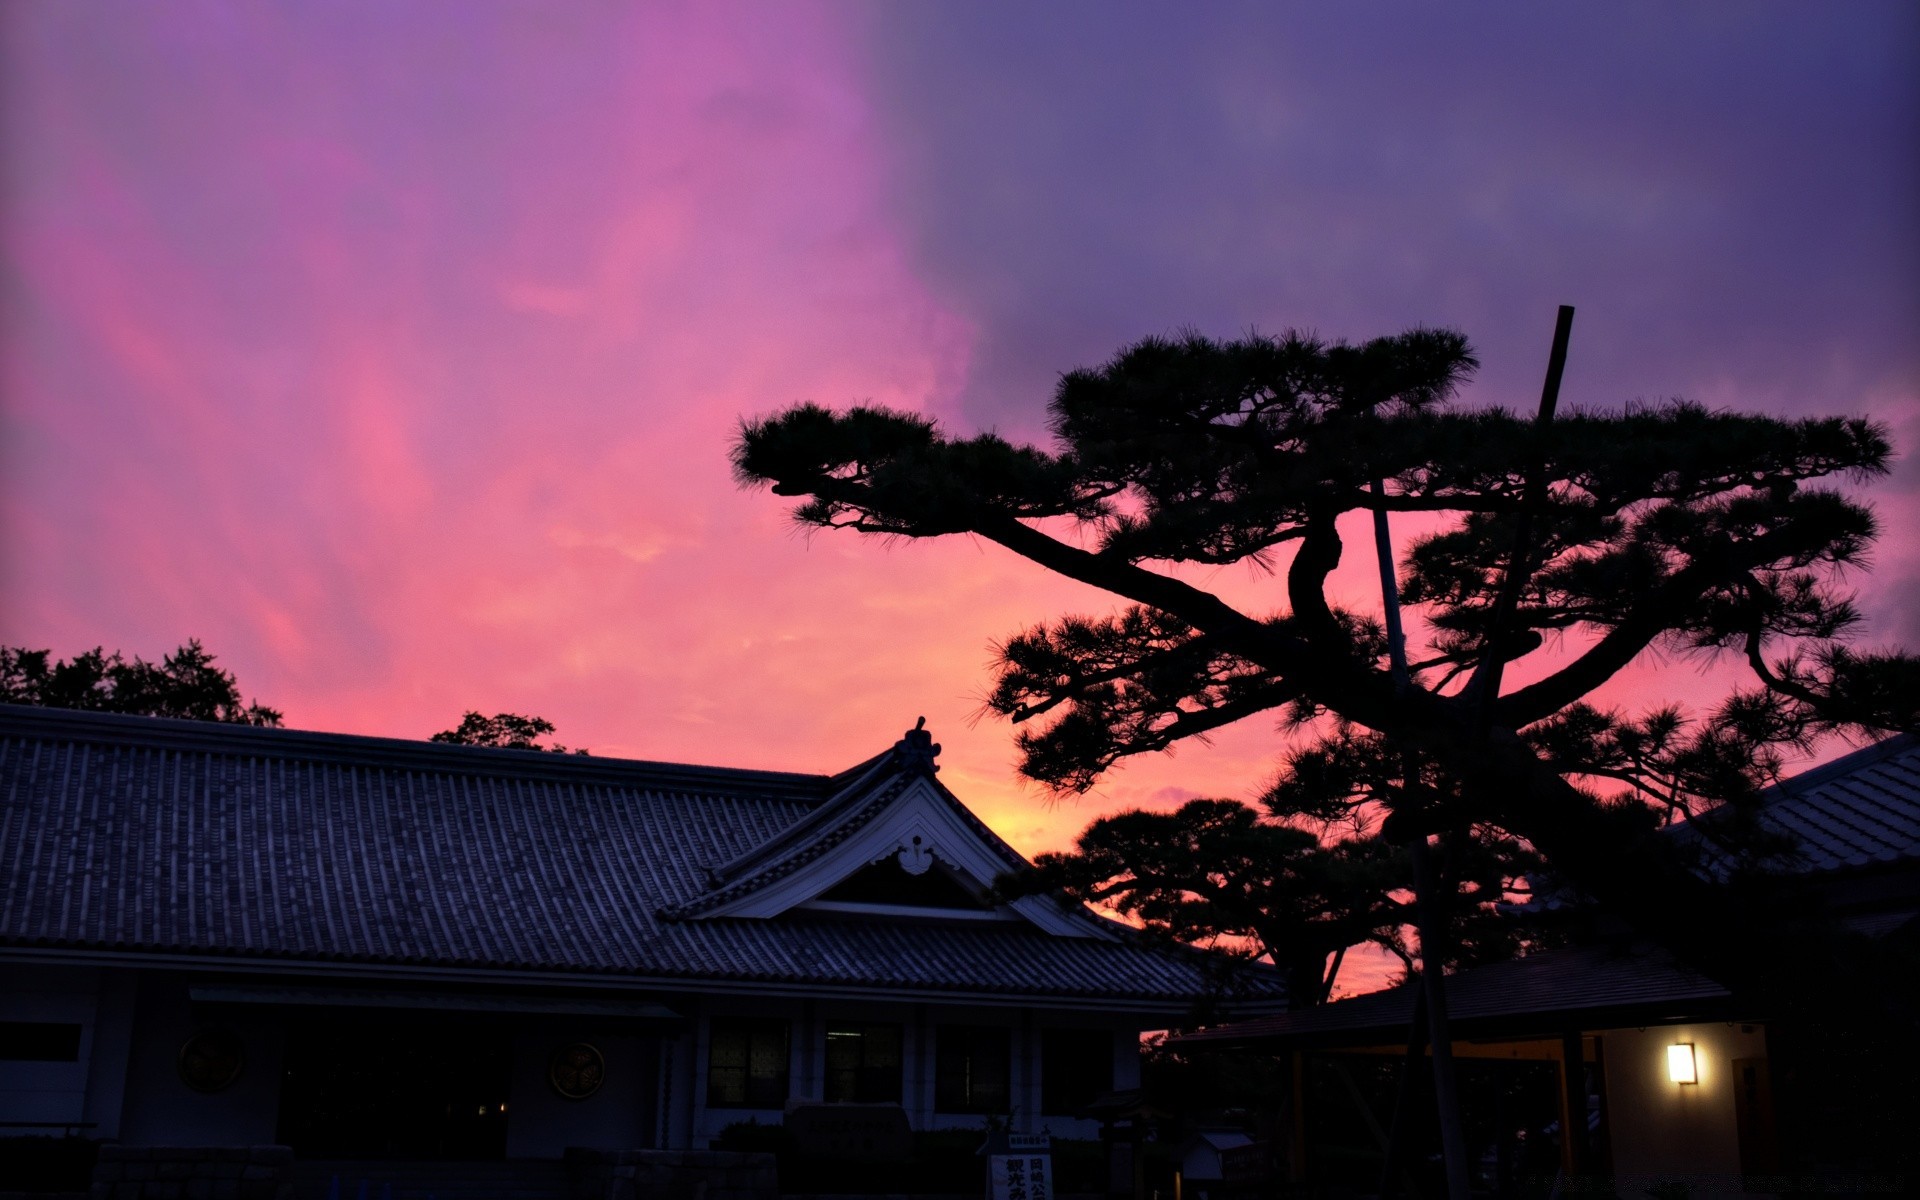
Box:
1667, 1042, 1697, 1084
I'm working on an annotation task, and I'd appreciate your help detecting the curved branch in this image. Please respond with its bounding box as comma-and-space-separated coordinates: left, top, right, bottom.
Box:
1495, 527, 1813, 728
972, 511, 1399, 726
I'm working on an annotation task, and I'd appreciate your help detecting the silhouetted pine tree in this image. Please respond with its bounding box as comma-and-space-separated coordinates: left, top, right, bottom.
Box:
734, 325, 1916, 997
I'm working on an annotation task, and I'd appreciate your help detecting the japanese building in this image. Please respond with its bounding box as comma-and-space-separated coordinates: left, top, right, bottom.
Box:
1174, 732, 1920, 1191
0, 705, 1281, 1167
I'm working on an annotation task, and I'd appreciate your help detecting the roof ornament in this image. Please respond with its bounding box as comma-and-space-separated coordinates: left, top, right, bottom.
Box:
898, 833, 934, 875
892, 716, 941, 774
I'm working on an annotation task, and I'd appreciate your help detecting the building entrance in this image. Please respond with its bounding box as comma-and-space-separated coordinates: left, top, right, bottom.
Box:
276, 1013, 513, 1160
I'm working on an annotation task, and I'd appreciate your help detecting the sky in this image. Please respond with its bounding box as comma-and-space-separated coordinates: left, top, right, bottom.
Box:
3, 1, 1917, 889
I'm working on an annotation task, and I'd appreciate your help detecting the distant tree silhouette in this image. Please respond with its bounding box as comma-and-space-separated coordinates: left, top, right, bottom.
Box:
734, 324, 1917, 990
0, 640, 282, 726
430, 711, 586, 754
996, 797, 1543, 1006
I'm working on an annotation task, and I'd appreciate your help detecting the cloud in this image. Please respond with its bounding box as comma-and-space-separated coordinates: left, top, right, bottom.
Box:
3, 0, 1914, 863
858, 1, 1919, 432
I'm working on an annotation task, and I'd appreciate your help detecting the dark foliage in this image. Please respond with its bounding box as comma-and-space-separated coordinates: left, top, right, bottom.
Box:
0, 639, 282, 726
429, 711, 586, 754
996, 796, 1543, 1004
735, 325, 1915, 996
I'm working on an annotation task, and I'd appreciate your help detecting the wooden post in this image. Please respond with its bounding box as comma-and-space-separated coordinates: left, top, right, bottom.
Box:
1288, 1051, 1308, 1185
1375, 982, 1430, 1199
1371, 486, 1471, 1200
1468, 304, 1576, 720
1559, 1031, 1588, 1176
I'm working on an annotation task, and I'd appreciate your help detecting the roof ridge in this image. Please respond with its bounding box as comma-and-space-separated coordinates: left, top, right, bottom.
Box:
0, 703, 833, 800
702, 746, 903, 884
663, 770, 918, 919
1762, 732, 1917, 798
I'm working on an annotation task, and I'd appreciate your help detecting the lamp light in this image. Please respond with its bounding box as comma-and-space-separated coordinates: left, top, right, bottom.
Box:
1667, 1042, 1697, 1084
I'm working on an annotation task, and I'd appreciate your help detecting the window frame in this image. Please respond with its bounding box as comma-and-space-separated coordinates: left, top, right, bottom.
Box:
823, 1021, 904, 1104
934, 1024, 1012, 1115
706, 1016, 791, 1110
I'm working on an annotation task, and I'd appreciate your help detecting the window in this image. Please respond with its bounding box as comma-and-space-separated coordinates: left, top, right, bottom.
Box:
1040, 1027, 1112, 1114
707, 1018, 790, 1108
935, 1025, 1011, 1114
824, 1023, 902, 1103
0, 1021, 82, 1062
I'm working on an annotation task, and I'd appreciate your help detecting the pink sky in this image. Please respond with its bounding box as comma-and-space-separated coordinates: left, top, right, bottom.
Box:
3, 5, 1916, 996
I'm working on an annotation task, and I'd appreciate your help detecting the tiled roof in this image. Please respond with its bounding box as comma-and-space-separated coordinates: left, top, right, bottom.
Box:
1174, 944, 1734, 1048
0, 705, 1276, 1008
1178, 743, 1920, 1046
1742, 733, 1920, 872
1522, 733, 1920, 910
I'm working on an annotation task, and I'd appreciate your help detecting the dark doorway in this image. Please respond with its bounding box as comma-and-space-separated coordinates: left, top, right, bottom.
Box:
277, 1012, 512, 1160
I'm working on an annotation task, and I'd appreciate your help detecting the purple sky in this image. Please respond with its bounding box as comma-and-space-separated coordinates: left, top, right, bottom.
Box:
4, 1, 1916, 912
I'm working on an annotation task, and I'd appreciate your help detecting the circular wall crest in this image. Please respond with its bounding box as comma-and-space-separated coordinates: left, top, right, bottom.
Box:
177, 1028, 246, 1093
548, 1041, 605, 1100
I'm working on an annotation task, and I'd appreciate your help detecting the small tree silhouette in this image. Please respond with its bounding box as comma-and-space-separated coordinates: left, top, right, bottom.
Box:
430, 711, 586, 754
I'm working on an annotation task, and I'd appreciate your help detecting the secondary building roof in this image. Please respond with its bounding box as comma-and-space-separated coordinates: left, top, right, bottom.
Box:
0, 704, 1280, 1011
1175, 733, 1919, 1048
1172, 944, 1736, 1049
1701, 732, 1920, 874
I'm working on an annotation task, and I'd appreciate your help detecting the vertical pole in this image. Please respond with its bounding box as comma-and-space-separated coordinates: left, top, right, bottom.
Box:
1371, 485, 1472, 1200
1468, 304, 1575, 726
1288, 1052, 1308, 1185
1374, 981, 1431, 1199
1559, 1031, 1589, 1177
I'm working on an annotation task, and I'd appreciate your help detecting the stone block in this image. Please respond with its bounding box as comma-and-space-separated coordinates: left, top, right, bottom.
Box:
211, 1183, 240, 1200
157, 1162, 196, 1181
148, 1183, 184, 1200
246, 1148, 291, 1166
238, 1166, 277, 1182
187, 1180, 215, 1200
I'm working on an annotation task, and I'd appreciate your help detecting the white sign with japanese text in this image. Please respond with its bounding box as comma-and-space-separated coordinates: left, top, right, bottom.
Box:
986, 1153, 1052, 1200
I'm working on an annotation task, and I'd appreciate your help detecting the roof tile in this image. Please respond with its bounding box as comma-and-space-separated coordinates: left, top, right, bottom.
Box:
0, 705, 1276, 1006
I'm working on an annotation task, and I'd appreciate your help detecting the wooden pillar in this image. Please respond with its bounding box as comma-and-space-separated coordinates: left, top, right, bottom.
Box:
1019, 1008, 1038, 1133
799, 998, 818, 1100
1559, 1031, 1588, 1176
1288, 1051, 1308, 1184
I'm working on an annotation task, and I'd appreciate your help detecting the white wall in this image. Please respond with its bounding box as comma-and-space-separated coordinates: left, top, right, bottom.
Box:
118, 973, 285, 1146
1601, 1022, 1767, 1179
81, 969, 137, 1138
505, 1023, 657, 1158
0, 963, 99, 1128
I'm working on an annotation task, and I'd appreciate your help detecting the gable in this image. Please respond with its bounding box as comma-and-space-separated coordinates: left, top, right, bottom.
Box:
665, 772, 1110, 939
816, 854, 993, 910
